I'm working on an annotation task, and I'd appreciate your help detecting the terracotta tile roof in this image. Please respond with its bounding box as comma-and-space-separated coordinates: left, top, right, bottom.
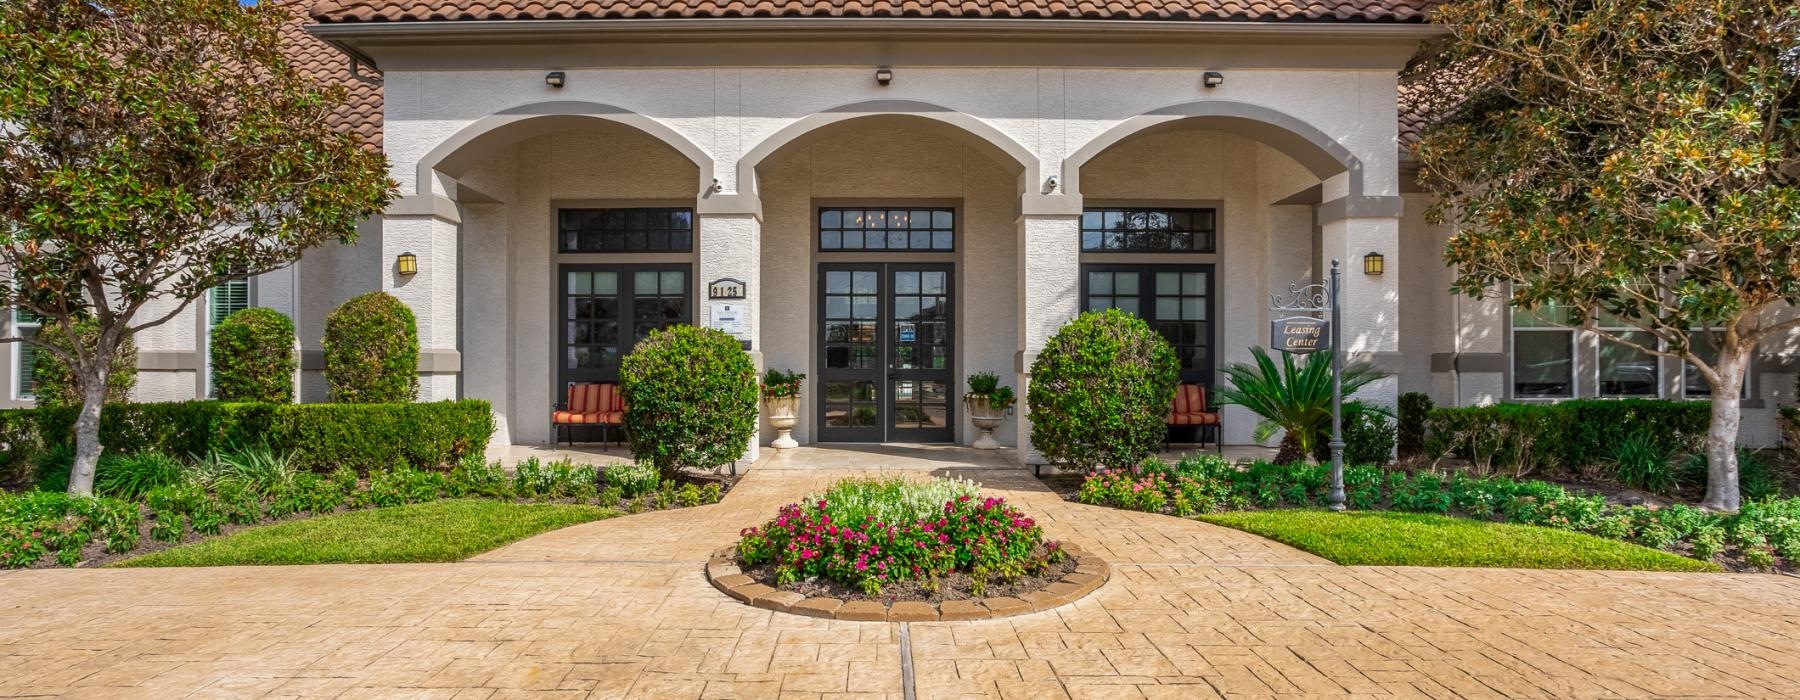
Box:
279, 1, 384, 149
310, 0, 1436, 24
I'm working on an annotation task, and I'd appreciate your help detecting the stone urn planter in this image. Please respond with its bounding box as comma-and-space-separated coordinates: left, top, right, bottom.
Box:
764, 395, 801, 450
963, 394, 1013, 450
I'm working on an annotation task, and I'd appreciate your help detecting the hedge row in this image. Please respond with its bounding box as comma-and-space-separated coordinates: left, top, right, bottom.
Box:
1424, 399, 1711, 476
0, 400, 492, 476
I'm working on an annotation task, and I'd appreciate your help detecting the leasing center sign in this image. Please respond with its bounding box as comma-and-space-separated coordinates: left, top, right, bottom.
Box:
1272, 316, 1328, 354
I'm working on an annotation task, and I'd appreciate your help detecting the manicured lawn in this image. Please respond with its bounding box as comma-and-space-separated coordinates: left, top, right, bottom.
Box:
115, 499, 616, 567
1198, 510, 1722, 572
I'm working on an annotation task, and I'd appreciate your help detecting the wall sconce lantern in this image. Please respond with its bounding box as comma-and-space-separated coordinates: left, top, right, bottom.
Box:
1362, 251, 1385, 276
1202, 71, 1225, 88
544, 71, 566, 89
875, 67, 894, 86
397, 252, 418, 277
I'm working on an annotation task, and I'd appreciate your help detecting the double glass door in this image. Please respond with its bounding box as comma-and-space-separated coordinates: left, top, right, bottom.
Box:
817, 264, 954, 443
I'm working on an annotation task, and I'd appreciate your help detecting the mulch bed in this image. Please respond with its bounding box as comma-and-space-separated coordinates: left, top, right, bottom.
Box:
737, 545, 1078, 605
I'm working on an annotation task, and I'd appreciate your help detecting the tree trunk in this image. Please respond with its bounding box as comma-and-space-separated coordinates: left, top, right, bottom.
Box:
1699, 347, 1751, 513
66, 363, 111, 497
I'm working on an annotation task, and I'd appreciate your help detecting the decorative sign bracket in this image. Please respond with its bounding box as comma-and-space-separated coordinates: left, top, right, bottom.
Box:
1268, 260, 1348, 512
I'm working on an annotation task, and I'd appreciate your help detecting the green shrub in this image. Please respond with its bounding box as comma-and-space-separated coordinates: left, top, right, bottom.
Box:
1, 399, 491, 475
605, 463, 660, 498
1219, 346, 1384, 465
1683, 448, 1786, 501
1396, 392, 1433, 459
31, 443, 74, 492
1424, 400, 1708, 478
1609, 435, 1679, 495
30, 319, 137, 407
95, 452, 191, 499
620, 325, 759, 475
210, 308, 297, 403
0, 410, 43, 486
1027, 309, 1179, 471
322, 292, 418, 403
195, 445, 298, 492
1337, 401, 1397, 466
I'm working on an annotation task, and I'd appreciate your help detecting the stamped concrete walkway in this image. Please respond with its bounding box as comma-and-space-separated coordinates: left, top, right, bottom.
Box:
2, 446, 1799, 698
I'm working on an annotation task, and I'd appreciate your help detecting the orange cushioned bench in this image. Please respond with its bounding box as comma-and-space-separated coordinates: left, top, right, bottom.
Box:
553, 382, 626, 447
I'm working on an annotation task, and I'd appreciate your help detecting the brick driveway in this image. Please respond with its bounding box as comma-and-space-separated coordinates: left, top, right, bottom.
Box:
2, 445, 1799, 698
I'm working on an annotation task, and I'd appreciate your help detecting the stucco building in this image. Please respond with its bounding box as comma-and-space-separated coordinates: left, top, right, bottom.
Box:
4, 0, 1794, 456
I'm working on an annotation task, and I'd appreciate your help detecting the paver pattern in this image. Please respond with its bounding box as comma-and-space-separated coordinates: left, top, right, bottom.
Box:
2, 445, 1799, 698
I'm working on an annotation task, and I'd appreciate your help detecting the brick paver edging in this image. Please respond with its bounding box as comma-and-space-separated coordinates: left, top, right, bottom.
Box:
704, 543, 1110, 621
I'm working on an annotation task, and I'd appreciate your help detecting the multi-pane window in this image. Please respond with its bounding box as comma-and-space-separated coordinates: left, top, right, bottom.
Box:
822, 270, 879, 428
818, 208, 954, 252
1082, 264, 1212, 384
1595, 312, 1658, 397
13, 310, 40, 400
558, 208, 693, 253
1683, 331, 1749, 398
1080, 208, 1217, 253
1511, 302, 1575, 398
561, 266, 689, 383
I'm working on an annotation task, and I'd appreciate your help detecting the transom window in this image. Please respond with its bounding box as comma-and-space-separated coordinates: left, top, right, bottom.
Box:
1081, 208, 1217, 253
818, 208, 955, 252
560, 265, 690, 384
1081, 264, 1214, 384
558, 208, 693, 253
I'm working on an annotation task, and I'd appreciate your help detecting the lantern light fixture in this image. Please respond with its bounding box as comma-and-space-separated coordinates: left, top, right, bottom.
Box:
397, 252, 418, 277
544, 71, 566, 88
1362, 251, 1385, 276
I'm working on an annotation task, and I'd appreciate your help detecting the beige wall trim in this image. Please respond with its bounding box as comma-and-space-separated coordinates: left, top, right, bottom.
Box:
696, 192, 763, 218
1345, 351, 1406, 375
138, 351, 200, 372
386, 194, 463, 223
301, 349, 462, 374
1430, 352, 1507, 373
1315, 195, 1404, 224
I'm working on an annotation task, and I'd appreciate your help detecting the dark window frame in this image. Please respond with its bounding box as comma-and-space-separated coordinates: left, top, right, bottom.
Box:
557, 207, 695, 254
556, 263, 693, 387
816, 207, 958, 253
1079, 263, 1216, 386
1080, 207, 1218, 254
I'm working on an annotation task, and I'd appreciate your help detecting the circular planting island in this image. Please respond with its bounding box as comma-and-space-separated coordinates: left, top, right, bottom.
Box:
706, 477, 1110, 621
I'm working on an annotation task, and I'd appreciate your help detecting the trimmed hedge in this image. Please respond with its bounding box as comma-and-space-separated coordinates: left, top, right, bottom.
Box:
1027, 309, 1180, 471
1425, 399, 1710, 477
620, 325, 759, 475
31, 320, 138, 407
211, 308, 297, 403
0, 400, 492, 474
323, 292, 419, 403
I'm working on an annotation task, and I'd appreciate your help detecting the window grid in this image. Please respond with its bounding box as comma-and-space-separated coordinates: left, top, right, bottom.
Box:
1080, 264, 1213, 385
558, 208, 694, 253
561, 266, 689, 384
818, 208, 955, 252
1080, 208, 1217, 253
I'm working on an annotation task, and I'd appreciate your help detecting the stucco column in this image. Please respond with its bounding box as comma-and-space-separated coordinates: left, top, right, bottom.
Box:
382, 206, 461, 402
1320, 213, 1402, 409
1015, 213, 1082, 464
698, 212, 762, 463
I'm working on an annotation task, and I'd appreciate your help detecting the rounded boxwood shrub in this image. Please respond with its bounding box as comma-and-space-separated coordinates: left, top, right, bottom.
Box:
322, 292, 418, 403
211, 307, 297, 403
1027, 308, 1179, 471
32, 320, 137, 407
620, 325, 759, 476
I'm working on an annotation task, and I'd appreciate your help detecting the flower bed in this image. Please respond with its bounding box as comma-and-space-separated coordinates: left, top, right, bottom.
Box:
1073, 454, 1800, 573
721, 477, 1102, 618
0, 455, 725, 569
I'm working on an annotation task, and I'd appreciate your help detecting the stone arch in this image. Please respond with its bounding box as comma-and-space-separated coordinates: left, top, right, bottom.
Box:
1064, 100, 1364, 198
414, 100, 714, 199
735, 99, 1041, 200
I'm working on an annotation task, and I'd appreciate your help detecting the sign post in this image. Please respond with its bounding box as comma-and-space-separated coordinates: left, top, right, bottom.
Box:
1269, 260, 1346, 511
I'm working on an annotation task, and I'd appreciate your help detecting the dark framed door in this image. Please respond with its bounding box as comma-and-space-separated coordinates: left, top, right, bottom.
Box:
817, 264, 955, 443
558, 264, 691, 389
1080, 263, 1216, 386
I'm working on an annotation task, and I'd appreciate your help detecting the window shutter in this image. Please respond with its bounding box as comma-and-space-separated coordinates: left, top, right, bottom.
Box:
210, 279, 251, 326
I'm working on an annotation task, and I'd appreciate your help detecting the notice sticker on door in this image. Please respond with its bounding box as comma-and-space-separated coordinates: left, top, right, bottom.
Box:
898, 322, 916, 343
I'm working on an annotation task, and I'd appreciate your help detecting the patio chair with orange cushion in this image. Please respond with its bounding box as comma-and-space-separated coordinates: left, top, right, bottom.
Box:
553, 382, 627, 447
1165, 383, 1222, 453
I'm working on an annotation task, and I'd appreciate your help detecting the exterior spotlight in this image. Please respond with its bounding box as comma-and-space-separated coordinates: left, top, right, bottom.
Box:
1202, 71, 1224, 88
1043, 175, 1059, 194
1362, 251, 1385, 276
396, 252, 418, 277
544, 71, 566, 88
875, 67, 893, 86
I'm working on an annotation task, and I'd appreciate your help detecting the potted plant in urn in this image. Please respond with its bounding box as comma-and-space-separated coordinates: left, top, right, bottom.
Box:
761, 369, 805, 449
964, 371, 1016, 450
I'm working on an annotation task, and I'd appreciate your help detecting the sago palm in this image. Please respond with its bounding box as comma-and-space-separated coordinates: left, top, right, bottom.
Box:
1216, 346, 1383, 464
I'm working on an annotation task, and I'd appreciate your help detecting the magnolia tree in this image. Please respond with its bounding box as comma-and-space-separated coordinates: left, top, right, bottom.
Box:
0, 0, 394, 495
1410, 0, 1800, 511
